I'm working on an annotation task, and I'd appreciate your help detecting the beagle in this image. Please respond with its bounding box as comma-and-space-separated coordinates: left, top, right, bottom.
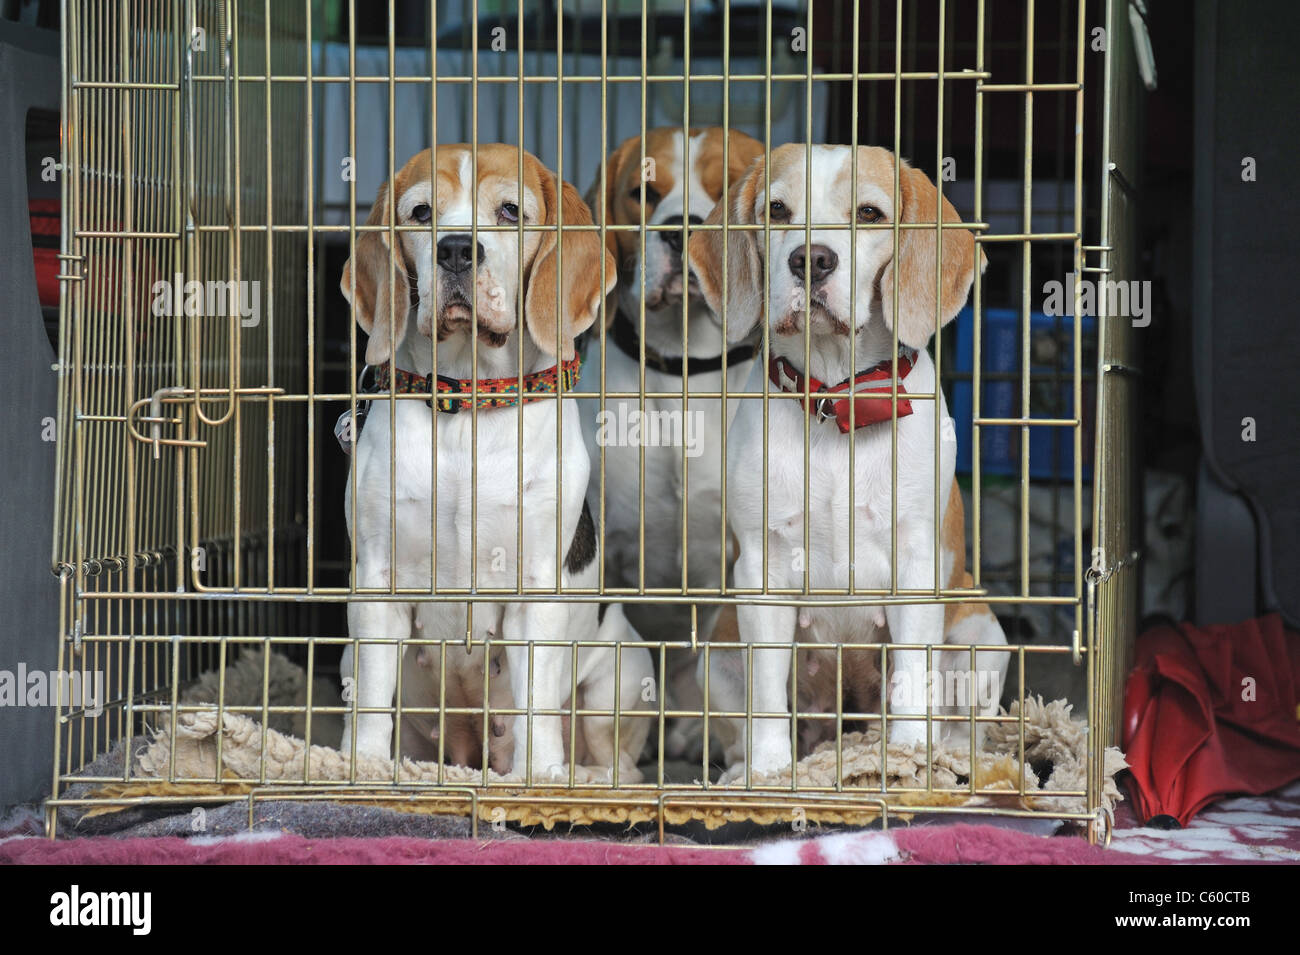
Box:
688, 144, 997, 777
580, 127, 765, 760
339, 143, 651, 782
399, 604, 652, 781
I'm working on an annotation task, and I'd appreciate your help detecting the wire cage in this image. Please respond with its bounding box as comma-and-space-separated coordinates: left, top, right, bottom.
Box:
48, 0, 1139, 843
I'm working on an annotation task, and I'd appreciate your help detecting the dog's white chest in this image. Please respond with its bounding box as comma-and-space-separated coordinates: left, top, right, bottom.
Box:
729, 385, 948, 595
349, 399, 578, 591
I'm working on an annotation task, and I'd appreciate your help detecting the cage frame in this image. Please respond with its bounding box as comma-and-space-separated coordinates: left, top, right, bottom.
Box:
46, 0, 1139, 845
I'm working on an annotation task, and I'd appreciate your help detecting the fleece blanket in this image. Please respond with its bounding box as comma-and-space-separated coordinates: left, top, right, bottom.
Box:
11, 809, 1294, 864
57, 650, 1124, 832
13, 784, 1300, 863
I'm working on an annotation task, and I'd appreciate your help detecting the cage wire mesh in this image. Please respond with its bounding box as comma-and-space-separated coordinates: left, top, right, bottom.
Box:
49, 0, 1138, 842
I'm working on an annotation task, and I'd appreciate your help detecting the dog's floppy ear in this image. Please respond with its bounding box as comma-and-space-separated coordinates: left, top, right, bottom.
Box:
585, 134, 639, 269
526, 170, 618, 358
340, 180, 411, 366
583, 135, 638, 328
721, 129, 766, 192
686, 154, 766, 342
877, 161, 985, 349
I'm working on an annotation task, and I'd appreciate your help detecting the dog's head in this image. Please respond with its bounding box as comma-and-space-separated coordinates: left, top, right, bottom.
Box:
586, 127, 764, 321
341, 144, 617, 364
688, 144, 985, 349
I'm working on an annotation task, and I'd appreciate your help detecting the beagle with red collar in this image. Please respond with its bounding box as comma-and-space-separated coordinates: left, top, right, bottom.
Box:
688, 144, 1000, 778
339, 144, 650, 782
580, 127, 765, 760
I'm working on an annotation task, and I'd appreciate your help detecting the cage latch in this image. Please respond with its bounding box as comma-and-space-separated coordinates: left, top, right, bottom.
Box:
128, 386, 286, 457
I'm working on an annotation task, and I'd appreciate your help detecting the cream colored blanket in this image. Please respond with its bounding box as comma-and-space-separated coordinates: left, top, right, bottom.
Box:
132, 650, 1125, 826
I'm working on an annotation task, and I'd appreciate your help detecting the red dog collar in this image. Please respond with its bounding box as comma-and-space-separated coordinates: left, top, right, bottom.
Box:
372, 356, 582, 415
768, 349, 917, 433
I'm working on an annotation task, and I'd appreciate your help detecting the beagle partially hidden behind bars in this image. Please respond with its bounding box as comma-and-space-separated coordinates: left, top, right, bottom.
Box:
339, 144, 651, 782
687, 144, 1007, 777
580, 127, 765, 761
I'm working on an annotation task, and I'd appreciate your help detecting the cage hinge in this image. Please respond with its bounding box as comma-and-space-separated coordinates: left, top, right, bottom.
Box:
1107, 161, 1138, 197
1084, 548, 1142, 586
56, 251, 85, 282
1079, 245, 1113, 276
1101, 361, 1142, 377
1091, 804, 1115, 847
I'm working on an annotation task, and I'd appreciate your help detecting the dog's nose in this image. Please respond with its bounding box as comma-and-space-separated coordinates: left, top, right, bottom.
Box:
788, 244, 839, 284
437, 234, 483, 274
659, 214, 702, 255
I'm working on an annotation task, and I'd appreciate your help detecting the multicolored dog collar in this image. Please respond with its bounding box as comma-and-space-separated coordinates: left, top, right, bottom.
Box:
371, 356, 583, 415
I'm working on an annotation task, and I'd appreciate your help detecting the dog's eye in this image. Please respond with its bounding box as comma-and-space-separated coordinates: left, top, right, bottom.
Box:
769, 199, 790, 222
857, 204, 884, 224
498, 202, 520, 224
411, 203, 433, 224
628, 184, 660, 205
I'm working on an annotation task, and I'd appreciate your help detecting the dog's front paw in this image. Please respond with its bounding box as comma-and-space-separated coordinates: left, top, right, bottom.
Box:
340, 722, 393, 762
567, 764, 609, 785
717, 742, 793, 784
510, 750, 571, 785
563, 763, 645, 785
716, 762, 749, 786
887, 718, 931, 750
528, 763, 578, 785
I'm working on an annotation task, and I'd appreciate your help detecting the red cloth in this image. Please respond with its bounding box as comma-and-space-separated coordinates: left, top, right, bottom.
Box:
1123, 613, 1300, 827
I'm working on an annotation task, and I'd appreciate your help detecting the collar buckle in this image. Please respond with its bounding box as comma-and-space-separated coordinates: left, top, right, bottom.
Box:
432, 373, 460, 413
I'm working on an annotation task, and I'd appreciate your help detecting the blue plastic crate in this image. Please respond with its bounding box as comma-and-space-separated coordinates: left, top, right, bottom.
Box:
948, 306, 1095, 481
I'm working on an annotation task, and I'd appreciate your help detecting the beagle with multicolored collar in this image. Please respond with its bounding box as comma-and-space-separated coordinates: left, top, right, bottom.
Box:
688, 144, 997, 777
339, 144, 650, 782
